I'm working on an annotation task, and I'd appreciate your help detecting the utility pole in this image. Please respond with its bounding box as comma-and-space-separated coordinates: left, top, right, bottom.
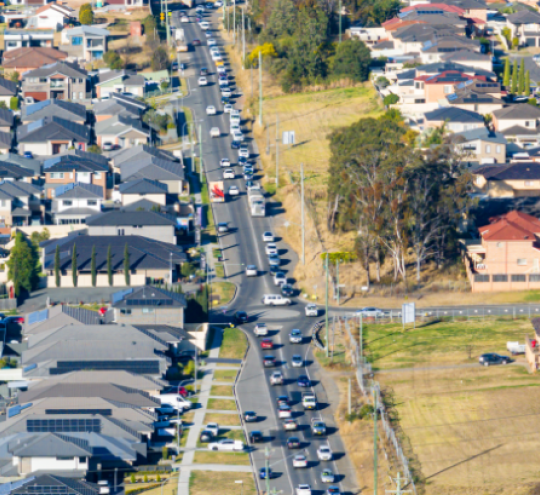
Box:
242, 8, 246, 69
374, 389, 378, 495
339, 0, 342, 43
227, 0, 230, 34
258, 51, 263, 126
275, 113, 279, 187
265, 447, 270, 495
360, 313, 363, 359
386, 473, 412, 495
194, 348, 198, 393
300, 162, 305, 265
336, 259, 340, 305
348, 378, 351, 415
165, 0, 170, 47
199, 124, 203, 183
233, 4, 236, 44
325, 252, 329, 357
251, 65, 254, 97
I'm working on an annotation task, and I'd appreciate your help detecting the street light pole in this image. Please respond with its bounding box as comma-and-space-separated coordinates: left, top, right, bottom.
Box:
339, 0, 342, 43
275, 113, 279, 186
242, 7, 246, 69
300, 162, 305, 265
258, 51, 263, 126
199, 124, 203, 183
325, 252, 329, 357
265, 447, 270, 495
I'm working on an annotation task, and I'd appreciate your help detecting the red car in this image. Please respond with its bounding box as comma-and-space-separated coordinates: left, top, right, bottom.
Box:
193, 39, 201, 46
260, 338, 273, 349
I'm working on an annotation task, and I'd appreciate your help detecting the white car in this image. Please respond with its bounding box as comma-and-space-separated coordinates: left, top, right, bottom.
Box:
291, 354, 303, 367
218, 67, 228, 75
297, 485, 311, 495
219, 78, 229, 87
273, 272, 287, 286
214, 0, 223, 6
205, 423, 219, 436
198, 76, 208, 86
265, 243, 278, 255
223, 103, 233, 113
247, 181, 261, 191
238, 148, 249, 158
293, 455, 308, 468
230, 114, 241, 125
246, 265, 257, 277
261, 294, 291, 306
220, 158, 230, 167
278, 405, 292, 418
208, 439, 244, 451
206, 105, 216, 115
210, 127, 220, 138
223, 169, 235, 179
230, 124, 241, 135
181, 15, 189, 22
228, 185, 239, 196
232, 131, 244, 142
317, 445, 332, 461
283, 419, 298, 431
254, 323, 268, 336
221, 88, 232, 98
270, 371, 283, 385
211, 53, 222, 62
208, 38, 217, 46
262, 232, 274, 242
305, 304, 318, 317
356, 307, 385, 318
200, 21, 210, 30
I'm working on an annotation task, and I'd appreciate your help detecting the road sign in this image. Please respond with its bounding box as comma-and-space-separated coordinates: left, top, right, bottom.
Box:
282, 131, 295, 145
402, 302, 415, 324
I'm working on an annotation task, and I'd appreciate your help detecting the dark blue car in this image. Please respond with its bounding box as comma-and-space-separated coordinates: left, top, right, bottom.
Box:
231, 141, 241, 150
297, 375, 310, 387
259, 467, 272, 479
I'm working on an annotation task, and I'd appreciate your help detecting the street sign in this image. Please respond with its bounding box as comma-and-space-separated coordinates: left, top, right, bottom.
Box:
402, 303, 415, 325
282, 131, 295, 145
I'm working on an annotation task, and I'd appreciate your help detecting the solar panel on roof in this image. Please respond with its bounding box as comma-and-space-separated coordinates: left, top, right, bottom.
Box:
27, 308, 48, 325
447, 93, 458, 101
26, 418, 101, 433
51, 360, 161, 375
43, 156, 62, 169
7, 403, 32, 418
45, 409, 112, 416
26, 100, 51, 116
26, 119, 44, 133
55, 183, 75, 197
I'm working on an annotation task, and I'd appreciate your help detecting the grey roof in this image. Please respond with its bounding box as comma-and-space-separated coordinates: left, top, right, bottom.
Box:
501, 125, 540, 136
55, 182, 103, 199
95, 115, 149, 137
476, 161, 540, 180
422, 35, 480, 53
0, 131, 12, 149
112, 286, 187, 309
441, 49, 491, 63
493, 104, 540, 120
373, 40, 394, 49
0, 162, 36, 180
12, 207, 31, 217
43, 157, 108, 173
7, 474, 100, 495
454, 127, 507, 144
112, 144, 177, 166
135, 324, 190, 341
396, 68, 416, 81
122, 198, 163, 211
86, 210, 177, 227
18, 117, 90, 143
22, 100, 87, 123
25, 305, 106, 334
0, 77, 17, 97
92, 99, 141, 119
0, 108, 14, 127
8, 433, 91, 457
24, 61, 87, 79
508, 9, 540, 24
121, 157, 185, 182
96, 69, 131, 84
417, 61, 496, 79
444, 0, 487, 9
447, 89, 504, 105
57, 148, 110, 167
0, 180, 41, 201
0, 153, 41, 174
64, 26, 109, 37
52, 207, 100, 217
424, 106, 485, 123
392, 23, 461, 42
110, 92, 148, 110
118, 178, 168, 194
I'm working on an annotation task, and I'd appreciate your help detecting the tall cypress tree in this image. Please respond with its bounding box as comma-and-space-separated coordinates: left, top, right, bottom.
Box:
518, 58, 525, 95
511, 59, 519, 94
54, 245, 60, 288
107, 245, 113, 286
91, 245, 97, 287
503, 57, 511, 88
72, 243, 77, 288
124, 243, 130, 286
525, 69, 531, 96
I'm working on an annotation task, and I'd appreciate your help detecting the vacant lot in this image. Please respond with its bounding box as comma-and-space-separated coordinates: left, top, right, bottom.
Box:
367, 319, 540, 494
220, 327, 247, 360
190, 471, 255, 495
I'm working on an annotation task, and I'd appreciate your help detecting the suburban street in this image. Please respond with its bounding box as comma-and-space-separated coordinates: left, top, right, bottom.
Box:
172, 7, 358, 495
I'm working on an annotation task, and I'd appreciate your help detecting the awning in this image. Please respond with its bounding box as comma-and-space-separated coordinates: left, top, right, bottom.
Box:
8, 380, 28, 389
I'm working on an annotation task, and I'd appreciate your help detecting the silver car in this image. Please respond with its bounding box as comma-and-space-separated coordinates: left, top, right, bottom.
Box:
265, 243, 278, 255
291, 355, 303, 368
321, 469, 334, 483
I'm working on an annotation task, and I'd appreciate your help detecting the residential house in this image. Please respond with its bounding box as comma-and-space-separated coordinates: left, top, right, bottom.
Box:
462, 210, 540, 292
0, 476, 100, 495
110, 91, 149, 109
452, 127, 507, 165
419, 36, 482, 65
60, 26, 109, 62
42, 156, 108, 199
0, 130, 13, 153
441, 49, 493, 71
424, 107, 486, 132
2, 47, 67, 80
28, 3, 75, 29
41, 233, 187, 287
492, 104, 540, 131
0, 108, 15, 133
86, 210, 178, 244
3, 29, 54, 52
95, 69, 146, 98
413, 70, 489, 105
17, 117, 90, 157
56, 148, 110, 168
507, 10, 540, 48
51, 182, 103, 225
118, 178, 168, 206
21, 99, 87, 125
120, 157, 185, 194
0, 153, 41, 177
0, 180, 42, 227
415, 61, 496, 79
25, 305, 109, 335
95, 115, 150, 149
348, 26, 386, 46
446, 88, 505, 115
473, 162, 540, 197
22, 61, 88, 102
0, 77, 18, 106
111, 285, 186, 326
445, 0, 488, 21
0, 161, 38, 182
111, 144, 176, 170
106, 0, 146, 9
93, 98, 143, 122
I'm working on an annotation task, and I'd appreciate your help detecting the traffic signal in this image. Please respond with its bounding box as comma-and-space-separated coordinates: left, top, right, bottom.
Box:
160, 12, 165, 21
168, 11, 172, 16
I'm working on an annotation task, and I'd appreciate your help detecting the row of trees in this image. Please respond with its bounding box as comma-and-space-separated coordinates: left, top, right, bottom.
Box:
247, 0, 371, 91
327, 112, 472, 286
54, 244, 131, 287
502, 58, 531, 95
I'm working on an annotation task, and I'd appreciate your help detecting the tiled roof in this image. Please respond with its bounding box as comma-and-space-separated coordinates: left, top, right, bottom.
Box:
0, 108, 14, 127
508, 9, 540, 24
424, 106, 484, 123
23, 100, 87, 123
2, 47, 68, 70
118, 178, 168, 194
476, 162, 540, 180
86, 210, 176, 226
18, 117, 90, 143
112, 285, 187, 309
493, 104, 540, 120
479, 210, 540, 241
0, 77, 17, 97
24, 61, 87, 79
55, 182, 103, 199
95, 115, 149, 137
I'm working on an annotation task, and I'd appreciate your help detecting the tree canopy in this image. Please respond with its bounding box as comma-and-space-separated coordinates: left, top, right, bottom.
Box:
7, 232, 39, 297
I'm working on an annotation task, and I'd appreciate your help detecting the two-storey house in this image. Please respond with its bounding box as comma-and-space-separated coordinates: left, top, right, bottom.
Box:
60, 26, 109, 62
51, 182, 103, 225
0, 180, 42, 226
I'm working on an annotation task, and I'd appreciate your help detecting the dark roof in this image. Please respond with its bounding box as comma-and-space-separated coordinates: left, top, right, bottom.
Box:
112, 144, 177, 166
24, 61, 87, 79
22, 100, 87, 123
444, 0, 487, 9
447, 89, 503, 105
41, 234, 187, 272
86, 210, 177, 227
119, 178, 168, 194
18, 117, 90, 143
96, 69, 135, 84
441, 49, 490, 62
95, 115, 149, 137
122, 198, 163, 211
493, 104, 540, 120
508, 9, 540, 24
7, 475, 99, 495
501, 125, 540, 136
8, 433, 91, 457
476, 162, 540, 180
0, 108, 14, 127
112, 285, 187, 309
111, 92, 148, 110
57, 148, 110, 166
396, 68, 416, 80
0, 181, 41, 201
0, 161, 35, 180
92, 99, 141, 118
424, 106, 485, 123
0, 130, 12, 149
454, 127, 507, 144
417, 61, 496, 79
0, 77, 17, 97
121, 158, 185, 182
0, 153, 41, 174
55, 182, 103, 199
43, 157, 108, 174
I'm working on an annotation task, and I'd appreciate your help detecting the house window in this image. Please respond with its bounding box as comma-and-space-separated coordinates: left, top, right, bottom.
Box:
56, 457, 74, 461
120, 309, 132, 315
39, 77, 47, 83
485, 144, 491, 153
79, 458, 86, 463
50, 173, 64, 179
142, 308, 155, 314
525, 180, 534, 186
443, 85, 452, 94
79, 92, 83, 100
79, 79, 83, 84
63, 200, 72, 206
530, 274, 540, 282
496, 145, 501, 153
474, 274, 489, 282
493, 274, 508, 282
517, 258, 528, 265
526, 121, 531, 127
118, 229, 125, 235
95, 172, 102, 179
474, 104, 479, 111
496, 242, 504, 247
0, 200, 6, 207
72, 36, 83, 45
511, 274, 526, 282
87, 200, 97, 206
476, 176, 482, 184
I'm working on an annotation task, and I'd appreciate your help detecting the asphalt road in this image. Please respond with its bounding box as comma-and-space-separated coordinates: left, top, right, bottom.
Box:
171, 8, 357, 495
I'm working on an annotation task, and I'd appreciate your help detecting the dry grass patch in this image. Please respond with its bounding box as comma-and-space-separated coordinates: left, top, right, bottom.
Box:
207, 398, 237, 411
220, 327, 247, 360
210, 385, 234, 397
192, 451, 251, 465
190, 471, 255, 495
204, 413, 241, 426
214, 369, 239, 380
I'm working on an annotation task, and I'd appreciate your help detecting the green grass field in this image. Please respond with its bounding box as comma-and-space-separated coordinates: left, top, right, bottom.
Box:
219, 327, 247, 360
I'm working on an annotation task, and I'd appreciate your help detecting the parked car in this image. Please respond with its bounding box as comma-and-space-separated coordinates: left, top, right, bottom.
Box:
23, 151, 33, 159
208, 439, 244, 451
217, 222, 229, 232
479, 353, 511, 366
244, 411, 257, 422
102, 142, 113, 151
199, 430, 213, 443
205, 423, 219, 436
261, 338, 273, 349
235, 311, 248, 324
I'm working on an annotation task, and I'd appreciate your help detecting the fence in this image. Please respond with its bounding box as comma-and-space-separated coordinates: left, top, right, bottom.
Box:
342, 316, 418, 495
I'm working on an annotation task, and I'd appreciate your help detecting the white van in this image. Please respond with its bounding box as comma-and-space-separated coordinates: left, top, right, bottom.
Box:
160, 393, 192, 411
261, 294, 291, 306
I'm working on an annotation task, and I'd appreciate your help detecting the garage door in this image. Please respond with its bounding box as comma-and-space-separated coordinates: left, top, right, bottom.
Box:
526, 38, 537, 47
24, 92, 47, 102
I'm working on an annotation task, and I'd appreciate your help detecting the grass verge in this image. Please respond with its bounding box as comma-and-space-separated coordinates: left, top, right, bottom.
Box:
204, 413, 241, 426
210, 282, 235, 307
190, 471, 255, 495
192, 451, 251, 466
213, 369, 239, 381
220, 327, 247, 360
215, 263, 225, 278
210, 385, 234, 397
207, 398, 237, 411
